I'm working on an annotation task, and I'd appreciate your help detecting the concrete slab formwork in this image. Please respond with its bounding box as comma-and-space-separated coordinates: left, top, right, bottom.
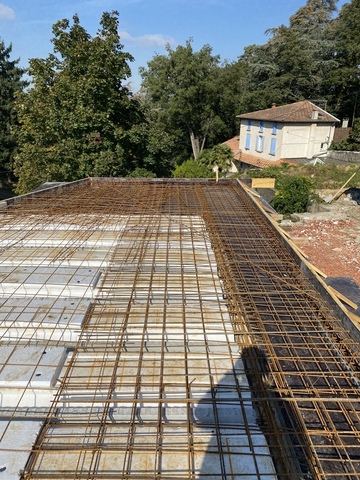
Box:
0, 178, 359, 479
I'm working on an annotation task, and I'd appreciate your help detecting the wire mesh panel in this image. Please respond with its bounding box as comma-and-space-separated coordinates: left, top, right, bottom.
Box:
0, 179, 359, 478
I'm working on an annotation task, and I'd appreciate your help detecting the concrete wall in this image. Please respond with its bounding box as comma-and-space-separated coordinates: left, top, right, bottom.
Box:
239, 120, 336, 161
281, 123, 335, 159
327, 150, 360, 164
239, 119, 282, 161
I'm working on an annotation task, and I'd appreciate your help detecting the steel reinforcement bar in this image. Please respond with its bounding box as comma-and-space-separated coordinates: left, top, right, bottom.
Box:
7, 178, 360, 479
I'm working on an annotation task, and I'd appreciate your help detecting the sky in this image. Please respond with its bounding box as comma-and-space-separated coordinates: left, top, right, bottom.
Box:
0, 0, 349, 92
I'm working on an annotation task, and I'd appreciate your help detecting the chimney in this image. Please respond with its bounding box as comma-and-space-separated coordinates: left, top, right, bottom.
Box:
271, 103, 276, 109
312, 110, 319, 120
342, 118, 349, 128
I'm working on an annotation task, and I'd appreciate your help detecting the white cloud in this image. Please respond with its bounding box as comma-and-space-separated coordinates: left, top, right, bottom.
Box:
0, 3, 15, 20
119, 31, 175, 48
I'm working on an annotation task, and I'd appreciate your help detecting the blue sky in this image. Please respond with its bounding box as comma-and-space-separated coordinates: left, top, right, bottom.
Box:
0, 0, 348, 91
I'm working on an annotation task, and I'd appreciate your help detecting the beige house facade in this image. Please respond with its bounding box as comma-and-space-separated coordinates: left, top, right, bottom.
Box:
237, 100, 339, 163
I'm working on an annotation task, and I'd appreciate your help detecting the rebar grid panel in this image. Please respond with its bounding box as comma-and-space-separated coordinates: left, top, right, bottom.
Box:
6, 181, 275, 479
0, 178, 359, 479
0, 211, 125, 347
0, 209, 135, 478
200, 182, 360, 479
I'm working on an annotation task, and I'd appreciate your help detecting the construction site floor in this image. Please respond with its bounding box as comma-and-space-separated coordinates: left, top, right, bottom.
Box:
0, 178, 360, 479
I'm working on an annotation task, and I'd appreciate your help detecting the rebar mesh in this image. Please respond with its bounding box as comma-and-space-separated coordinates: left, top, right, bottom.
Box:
0, 178, 359, 479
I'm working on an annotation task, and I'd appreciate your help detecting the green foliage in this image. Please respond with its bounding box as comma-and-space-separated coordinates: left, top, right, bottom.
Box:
214, 60, 250, 138
7, 1, 360, 190
246, 162, 360, 191
172, 159, 214, 179
302, 163, 360, 189
198, 144, 233, 172
331, 118, 360, 151
0, 39, 27, 180
272, 175, 314, 214
238, 0, 337, 110
14, 11, 146, 194
245, 163, 292, 188
140, 40, 224, 160
130, 105, 176, 177
324, 0, 360, 120
127, 167, 156, 178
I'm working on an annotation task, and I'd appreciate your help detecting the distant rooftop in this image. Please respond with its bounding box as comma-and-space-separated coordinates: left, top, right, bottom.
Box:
237, 100, 339, 123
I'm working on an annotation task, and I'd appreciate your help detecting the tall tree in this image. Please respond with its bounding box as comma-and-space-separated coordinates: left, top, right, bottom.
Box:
324, 0, 360, 121
14, 11, 144, 194
140, 41, 224, 160
0, 40, 26, 181
215, 59, 250, 137
239, 0, 338, 109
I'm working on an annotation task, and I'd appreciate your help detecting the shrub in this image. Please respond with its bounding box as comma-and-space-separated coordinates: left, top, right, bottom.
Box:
331, 118, 360, 152
272, 175, 313, 214
172, 159, 214, 178
128, 168, 156, 178
245, 163, 294, 187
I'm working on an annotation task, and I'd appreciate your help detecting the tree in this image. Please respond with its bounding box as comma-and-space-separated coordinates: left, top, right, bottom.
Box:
215, 60, 250, 137
127, 167, 156, 178
140, 41, 224, 160
324, 0, 360, 121
331, 117, 360, 151
14, 11, 145, 194
198, 144, 233, 173
239, 0, 338, 108
172, 159, 214, 179
0, 40, 26, 182
127, 101, 177, 177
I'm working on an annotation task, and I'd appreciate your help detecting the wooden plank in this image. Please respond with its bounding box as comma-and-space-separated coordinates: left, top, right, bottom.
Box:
305, 260, 327, 277
328, 286, 358, 310
269, 213, 283, 222
332, 167, 360, 202
251, 178, 276, 189
346, 311, 360, 325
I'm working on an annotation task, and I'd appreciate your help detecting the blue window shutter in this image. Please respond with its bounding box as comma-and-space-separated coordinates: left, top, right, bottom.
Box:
256, 136, 264, 152
272, 122, 277, 135
245, 133, 251, 149
270, 137, 276, 155
259, 121, 264, 133
247, 120, 251, 131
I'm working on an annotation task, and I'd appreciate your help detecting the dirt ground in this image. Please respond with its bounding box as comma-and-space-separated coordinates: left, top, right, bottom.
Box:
285, 190, 360, 286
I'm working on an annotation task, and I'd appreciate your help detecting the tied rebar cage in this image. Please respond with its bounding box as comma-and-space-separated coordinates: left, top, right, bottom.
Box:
0, 178, 359, 479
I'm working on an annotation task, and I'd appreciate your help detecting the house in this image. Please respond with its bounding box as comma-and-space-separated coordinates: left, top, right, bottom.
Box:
227, 100, 339, 169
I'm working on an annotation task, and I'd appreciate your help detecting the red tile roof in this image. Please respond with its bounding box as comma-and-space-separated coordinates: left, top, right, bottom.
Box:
223, 137, 241, 157
333, 127, 351, 143
223, 137, 297, 169
237, 100, 339, 123
238, 152, 298, 169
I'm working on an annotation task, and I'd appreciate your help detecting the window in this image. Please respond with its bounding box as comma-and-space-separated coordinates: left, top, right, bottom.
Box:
272, 122, 277, 135
270, 137, 276, 155
256, 135, 264, 153
245, 133, 251, 150
259, 121, 264, 133
247, 120, 251, 131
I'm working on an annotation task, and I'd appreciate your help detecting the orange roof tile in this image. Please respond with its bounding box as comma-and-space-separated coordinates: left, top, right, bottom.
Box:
238, 152, 298, 169
223, 137, 241, 157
